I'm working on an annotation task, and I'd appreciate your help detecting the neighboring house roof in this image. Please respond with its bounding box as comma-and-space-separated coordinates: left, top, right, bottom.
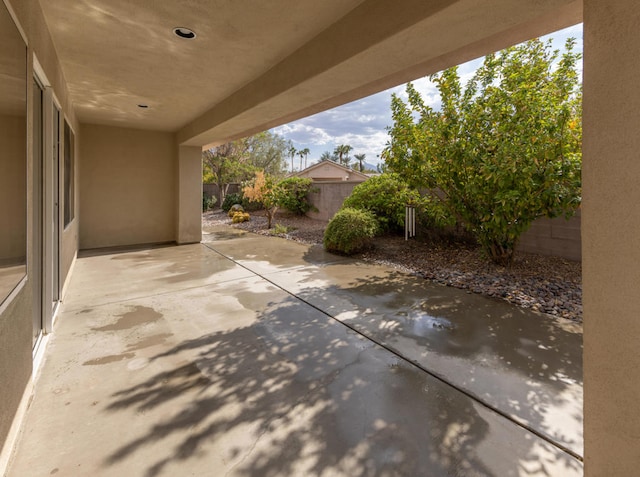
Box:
293, 161, 370, 182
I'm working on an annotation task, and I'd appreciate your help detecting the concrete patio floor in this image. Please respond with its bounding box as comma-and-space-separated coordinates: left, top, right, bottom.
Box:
7, 225, 583, 477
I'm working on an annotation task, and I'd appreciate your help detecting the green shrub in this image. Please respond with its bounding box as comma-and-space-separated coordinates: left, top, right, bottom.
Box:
241, 197, 264, 212
341, 173, 425, 232
231, 211, 250, 223
270, 223, 294, 235
277, 177, 315, 214
324, 208, 379, 255
222, 193, 243, 212
202, 193, 217, 211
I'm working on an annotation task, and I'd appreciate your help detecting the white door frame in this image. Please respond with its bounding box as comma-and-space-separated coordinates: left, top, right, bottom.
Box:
31, 72, 44, 353
33, 56, 61, 335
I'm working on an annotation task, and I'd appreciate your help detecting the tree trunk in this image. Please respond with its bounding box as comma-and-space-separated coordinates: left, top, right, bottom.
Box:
487, 240, 515, 266
219, 182, 230, 206
266, 206, 278, 229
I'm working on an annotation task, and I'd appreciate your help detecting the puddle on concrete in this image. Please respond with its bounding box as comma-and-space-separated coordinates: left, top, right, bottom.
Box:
83, 352, 135, 366
354, 341, 371, 351
402, 312, 456, 338
127, 357, 150, 370
126, 333, 172, 351
92, 306, 163, 332
387, 358, 401, 370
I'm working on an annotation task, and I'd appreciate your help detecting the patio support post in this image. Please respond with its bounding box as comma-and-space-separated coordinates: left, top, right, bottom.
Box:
583, 0, 640, 473
176, 145, 202, 244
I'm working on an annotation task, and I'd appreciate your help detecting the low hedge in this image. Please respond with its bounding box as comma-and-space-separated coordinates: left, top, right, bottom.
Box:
323, 208, 379, 255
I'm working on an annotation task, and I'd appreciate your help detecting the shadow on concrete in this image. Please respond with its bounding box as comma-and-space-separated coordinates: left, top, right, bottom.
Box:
102, 286, 581, 476
291, 267, 583, 457
205, 233, 582, 457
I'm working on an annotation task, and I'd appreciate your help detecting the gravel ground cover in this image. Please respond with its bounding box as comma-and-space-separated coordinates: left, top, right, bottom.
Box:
203, 209, 582, 322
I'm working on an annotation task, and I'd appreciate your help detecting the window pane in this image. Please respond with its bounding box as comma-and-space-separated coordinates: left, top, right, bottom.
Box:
0, 3, 27, 305
64, 121, 74, 227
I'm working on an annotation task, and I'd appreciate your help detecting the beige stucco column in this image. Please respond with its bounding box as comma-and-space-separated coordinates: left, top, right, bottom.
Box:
583, 1, 640, 474
176, 145, 202, 244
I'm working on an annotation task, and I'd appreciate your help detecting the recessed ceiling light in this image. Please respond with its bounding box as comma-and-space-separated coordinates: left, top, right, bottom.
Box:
137, 104, 149, 108
173, 27, 196, 39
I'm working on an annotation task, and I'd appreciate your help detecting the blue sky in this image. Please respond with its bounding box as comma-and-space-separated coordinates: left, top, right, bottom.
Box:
272, 23, 583, 168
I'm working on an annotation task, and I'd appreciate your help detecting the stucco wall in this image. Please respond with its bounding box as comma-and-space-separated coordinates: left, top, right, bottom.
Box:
583, 0, 640, 473
1, 0, 80, 467
9, 0, 77, 127
305, 181, 359, 221
79, 124, 176, 249
0, 287, 32, 454
176, 146, 202, 244
10, 0, 81, 297
298, 163, 367, 182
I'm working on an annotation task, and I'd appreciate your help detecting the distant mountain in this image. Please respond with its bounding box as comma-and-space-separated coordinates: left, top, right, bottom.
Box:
362, 161, 379, 172
349, 161, 379, 172
312, 159, 380, 172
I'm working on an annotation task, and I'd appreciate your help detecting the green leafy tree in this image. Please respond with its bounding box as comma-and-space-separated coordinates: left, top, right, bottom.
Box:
203, 142, 255, 204
244, 132, 289, 177
277, 177, 315, 214
203, 131, 289, 203
383, 38, 582, 264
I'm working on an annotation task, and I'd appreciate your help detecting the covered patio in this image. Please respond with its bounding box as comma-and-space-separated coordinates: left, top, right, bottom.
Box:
7, 225, 582, 476
2, 0, 640, 474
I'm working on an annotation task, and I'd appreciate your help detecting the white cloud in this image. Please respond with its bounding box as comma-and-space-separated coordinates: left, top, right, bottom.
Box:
272, 24, 583, 167
271, 88, 398, 164
356, 114, 378, 123
272, 122, 332, 146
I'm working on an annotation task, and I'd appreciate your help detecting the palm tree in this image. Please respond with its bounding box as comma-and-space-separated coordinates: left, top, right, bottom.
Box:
298, 148, 310, 169
333, 146, 342, 164
354, 153, 366, 172
288, 145, 297, 172
319, 151, 334, 162
343, 145, 353, 166
333, 144, 353, 166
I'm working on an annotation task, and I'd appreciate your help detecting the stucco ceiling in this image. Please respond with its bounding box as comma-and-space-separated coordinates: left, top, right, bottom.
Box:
39, 0, 582, 147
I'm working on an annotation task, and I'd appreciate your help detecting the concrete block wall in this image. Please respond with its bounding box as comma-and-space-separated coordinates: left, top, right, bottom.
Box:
306, 181, 582, 262
203, 183, 241, 207
518, 209, 581, 261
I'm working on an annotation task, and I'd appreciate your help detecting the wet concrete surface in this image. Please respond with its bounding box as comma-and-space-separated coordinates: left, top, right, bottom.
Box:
7, 225, 583, 476
64, 243, 255, 311
258, 259, 583, 457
